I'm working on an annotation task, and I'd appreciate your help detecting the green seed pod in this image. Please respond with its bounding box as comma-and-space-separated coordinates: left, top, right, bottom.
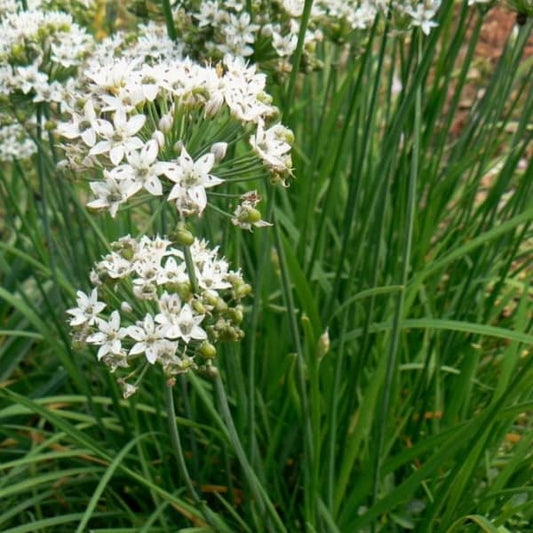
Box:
198, 341, 217, 359
192, 300, 206, 315
203, 291, 219, 308
170, 227, 195, 246
245, 207, 262, 224
201, 363, 219, 379
72, 338, 85, 350
228, 307, 243, 324
176, 281, 192, 301
234, 283, 252, 299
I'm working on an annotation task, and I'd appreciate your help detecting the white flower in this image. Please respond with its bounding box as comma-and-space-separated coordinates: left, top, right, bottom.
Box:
231, 192, 272, 231
100, 254, 132, 279
57, 100, 98, 147
272, 31, 298, 57
157, 257, 188, 285
86, 311, 128, 360
174, 304, 207, 343
67, 288, 106, 326
167, 148, 223, 216
405, 3, 439, 35
155, 292, 184, 338
128, 314, 168, 364
110, 140, 166, 196
87, 173, 136, 217
250, 122, 293, 174
90, 109, 146, 165
69, 235, 249, 392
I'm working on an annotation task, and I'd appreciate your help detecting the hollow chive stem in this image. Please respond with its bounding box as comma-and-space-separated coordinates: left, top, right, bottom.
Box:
183, 244, 200, 294
164, 381, 218, 528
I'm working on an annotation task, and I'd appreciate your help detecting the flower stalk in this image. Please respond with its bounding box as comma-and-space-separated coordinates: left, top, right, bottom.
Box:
164, 381, 218, 528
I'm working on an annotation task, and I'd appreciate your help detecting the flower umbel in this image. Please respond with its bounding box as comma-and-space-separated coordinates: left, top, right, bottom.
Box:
69, 235, 248, 396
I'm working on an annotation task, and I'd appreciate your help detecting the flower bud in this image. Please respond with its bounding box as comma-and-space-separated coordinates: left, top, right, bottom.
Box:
317, 328, 330, 360
210, 142, 228, 162
121, 301, 133, 313
192, 300, 206, 314
228, 307, 243, 324
234, 283, 252, 299
152, 130, 165, 148
215, 297, 228, 313
173, 140, 184, 154
158, 113, 173, 133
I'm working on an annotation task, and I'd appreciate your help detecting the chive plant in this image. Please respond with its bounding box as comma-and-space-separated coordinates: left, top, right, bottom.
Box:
0, 1, 531, 531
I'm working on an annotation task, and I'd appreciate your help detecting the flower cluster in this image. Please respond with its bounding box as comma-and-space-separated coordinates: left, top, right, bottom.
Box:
173, 0, 324, 73
0, 116, 37, 161
169, 0, 493, 68
169, 0, 450, 75
68, 235, 250, 396
0, 7, 93, 103
58, 53, 293, 218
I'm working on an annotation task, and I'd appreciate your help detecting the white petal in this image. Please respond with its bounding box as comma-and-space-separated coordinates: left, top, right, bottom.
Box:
127, 114, 146, 135
129, 342, 146, 355
144, 176, 163, 196
110, 145, 125, 165
81, 128, 96, 147
142, 140, 159, 164
127, 326, 146, 342
188, 187, 207, 212
196, 153, 215, 174
90, 141, 111, 156
145, 347, 158, 364
191, 325, 207, 340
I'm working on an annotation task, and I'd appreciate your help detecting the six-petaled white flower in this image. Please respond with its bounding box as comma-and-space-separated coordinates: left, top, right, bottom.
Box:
167, 148, 223, 216
67, 288, 106, 326
128, 314, 169, 364
90, 109, 146, 165
86, 311, 128, 360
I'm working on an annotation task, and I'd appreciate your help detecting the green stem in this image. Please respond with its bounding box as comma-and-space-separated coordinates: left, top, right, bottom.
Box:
183, 245, 200, 294
371, 33, 422, 512
214, 375, 287, 533
161, 0, 177, 41
164, 383, 199, 501
286, 0, 315, 114
164, 382, 219, 528
247, 189, 276, 466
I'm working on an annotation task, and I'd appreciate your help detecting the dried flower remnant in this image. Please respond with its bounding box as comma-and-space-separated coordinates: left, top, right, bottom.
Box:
68, 235, 249, 397
232, 191, 272, 231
